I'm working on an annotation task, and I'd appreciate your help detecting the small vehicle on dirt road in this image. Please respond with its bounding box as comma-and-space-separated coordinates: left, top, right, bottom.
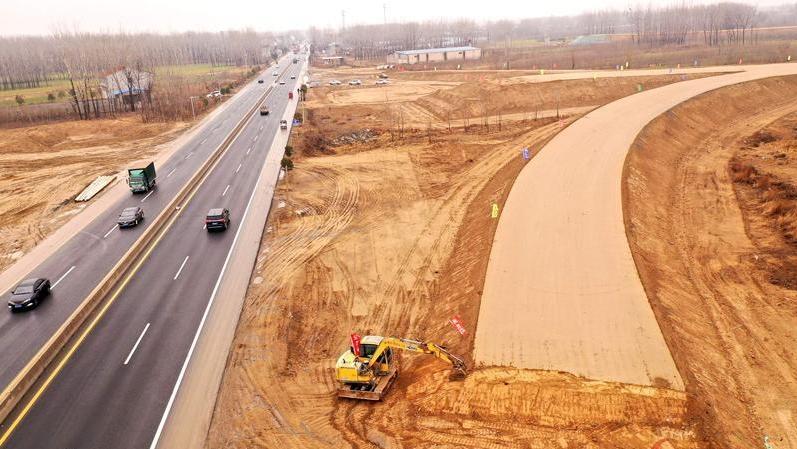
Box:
328, 79, 342, 86
348, 79, 362, 86
206, 208, 230, 232
376, 79, 390, 85
8, 278, 50, 312
118, 206, 144, 228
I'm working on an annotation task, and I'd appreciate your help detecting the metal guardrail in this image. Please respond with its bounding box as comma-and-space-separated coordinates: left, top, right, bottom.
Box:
0, 66, 288, 429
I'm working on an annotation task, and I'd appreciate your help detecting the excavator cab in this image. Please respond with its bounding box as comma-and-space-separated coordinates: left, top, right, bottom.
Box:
335, 334, 466, 401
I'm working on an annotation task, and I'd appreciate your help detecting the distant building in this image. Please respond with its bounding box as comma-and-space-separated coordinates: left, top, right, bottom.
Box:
320, 56, 344, 66
387, 46, 481, 65
100, 68, 153, 107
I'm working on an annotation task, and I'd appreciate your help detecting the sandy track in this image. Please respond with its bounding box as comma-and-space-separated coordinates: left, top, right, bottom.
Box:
474, 63, 797, 388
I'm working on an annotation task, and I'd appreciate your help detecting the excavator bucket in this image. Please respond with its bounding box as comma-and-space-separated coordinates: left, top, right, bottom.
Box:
449, 367, 467, 381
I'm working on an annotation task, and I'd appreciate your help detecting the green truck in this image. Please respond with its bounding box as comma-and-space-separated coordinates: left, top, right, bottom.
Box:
128, 162, 157, 193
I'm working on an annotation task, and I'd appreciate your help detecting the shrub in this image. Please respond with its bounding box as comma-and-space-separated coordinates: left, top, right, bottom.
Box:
281, 157, 294, 170
47, 92, 56, 102
14, 95, 24, 105
57, 90, 66, 98
284, 145, 293, 157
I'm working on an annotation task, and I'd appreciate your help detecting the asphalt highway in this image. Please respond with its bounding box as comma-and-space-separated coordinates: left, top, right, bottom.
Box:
0, 56, 289, 390
0, 56, 305, 448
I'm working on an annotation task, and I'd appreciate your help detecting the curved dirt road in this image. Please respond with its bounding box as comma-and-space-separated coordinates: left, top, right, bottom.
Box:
474, 63, 797, 388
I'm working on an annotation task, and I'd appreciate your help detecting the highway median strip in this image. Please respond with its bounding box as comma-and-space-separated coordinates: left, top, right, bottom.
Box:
0, 65, 289, 444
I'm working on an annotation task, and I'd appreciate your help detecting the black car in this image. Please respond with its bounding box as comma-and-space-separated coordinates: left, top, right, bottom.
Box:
206, 208, 230, 232
258, 79, 264, 84
8, 278, 50, 311
118, 206, 144, 228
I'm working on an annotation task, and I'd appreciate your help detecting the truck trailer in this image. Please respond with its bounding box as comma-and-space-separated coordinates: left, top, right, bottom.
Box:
128, 162, 157, 193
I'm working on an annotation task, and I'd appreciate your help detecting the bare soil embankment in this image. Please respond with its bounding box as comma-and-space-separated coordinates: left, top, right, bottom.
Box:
624, 75, 797, 449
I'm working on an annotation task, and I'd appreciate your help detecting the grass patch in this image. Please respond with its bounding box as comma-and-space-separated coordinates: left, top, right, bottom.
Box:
0, 79, 72, 107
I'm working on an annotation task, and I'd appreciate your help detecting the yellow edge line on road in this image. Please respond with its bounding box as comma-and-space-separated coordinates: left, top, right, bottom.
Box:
0, 62, 283, 443
0, 188, 192, 446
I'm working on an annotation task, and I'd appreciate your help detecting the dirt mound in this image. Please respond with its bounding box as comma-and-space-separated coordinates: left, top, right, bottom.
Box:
623, 75, 797, 449
338, 366, 697, 449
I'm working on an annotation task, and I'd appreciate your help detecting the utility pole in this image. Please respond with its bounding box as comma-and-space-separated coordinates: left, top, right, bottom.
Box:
341, 10, 345, 31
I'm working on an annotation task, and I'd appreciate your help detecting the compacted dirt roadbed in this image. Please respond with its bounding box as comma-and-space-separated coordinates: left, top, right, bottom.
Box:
474, 64, 797, 390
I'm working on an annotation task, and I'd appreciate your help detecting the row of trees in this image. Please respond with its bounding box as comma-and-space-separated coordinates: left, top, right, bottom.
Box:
0, 29, 295, 123
627, 2, 758, 47
309, 1, 797, 60
0, 29, 274, 92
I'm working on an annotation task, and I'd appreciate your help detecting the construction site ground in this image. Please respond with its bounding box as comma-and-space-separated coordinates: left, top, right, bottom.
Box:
624, 76, 797, 449
205, 68, 722, 448
0, 117, 189, 272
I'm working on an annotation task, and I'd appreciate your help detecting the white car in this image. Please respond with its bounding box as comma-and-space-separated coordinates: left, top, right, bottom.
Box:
279, 80, 286, 85
272, 71, 278, 76
290, 75, 296, 79
375, 79, 390, 85
206, 90, 222, 98
348, 79, 362, 86
328, 79, 342, 86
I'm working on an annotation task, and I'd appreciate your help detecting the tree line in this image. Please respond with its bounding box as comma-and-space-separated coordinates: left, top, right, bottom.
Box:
0, 29, 273, 91
308, 1, 797, 60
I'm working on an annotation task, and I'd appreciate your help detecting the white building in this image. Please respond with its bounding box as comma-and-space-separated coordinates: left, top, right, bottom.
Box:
387, 46, 482, 65
100, 68, 153, 106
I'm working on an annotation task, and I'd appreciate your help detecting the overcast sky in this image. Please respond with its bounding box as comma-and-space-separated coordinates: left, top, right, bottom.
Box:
0, 0, 634, 36
0, 0, 781, 36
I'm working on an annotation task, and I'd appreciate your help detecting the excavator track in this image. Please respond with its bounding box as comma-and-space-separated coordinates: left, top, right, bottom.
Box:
337, 367, 398, 401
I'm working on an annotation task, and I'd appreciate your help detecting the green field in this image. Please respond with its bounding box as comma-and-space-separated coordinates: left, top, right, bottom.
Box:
0, 63, 254, 108
0, 79, 73, 108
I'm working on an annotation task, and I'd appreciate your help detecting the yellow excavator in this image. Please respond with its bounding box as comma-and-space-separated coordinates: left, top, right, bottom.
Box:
335, 334, 467, 401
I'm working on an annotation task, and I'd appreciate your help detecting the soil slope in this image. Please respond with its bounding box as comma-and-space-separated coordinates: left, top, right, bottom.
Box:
624, 76, 797, 448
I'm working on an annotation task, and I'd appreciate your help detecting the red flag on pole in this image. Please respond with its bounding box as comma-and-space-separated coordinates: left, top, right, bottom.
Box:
449, 316, 467, 335
350, 333, 362, 356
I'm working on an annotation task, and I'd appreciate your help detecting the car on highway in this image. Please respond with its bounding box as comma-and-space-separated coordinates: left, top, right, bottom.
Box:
272, 71, 278, 76
117, 206, 144, 228
8, 278, 50, 312
328, 79, 342, 86
290, 75, 296, 79
258, 79, 264, 84
280, 119, 288, 130
259, 104, 270, 116
348, 79, 362, 86
376, 79, 390, 85
279, 80, 286, 85
205, 208, 230, 232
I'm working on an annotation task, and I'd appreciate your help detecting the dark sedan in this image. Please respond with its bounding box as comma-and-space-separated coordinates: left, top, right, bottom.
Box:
118, 206, 144, 228
8, 278, 50, 311
205, 208, 230, 232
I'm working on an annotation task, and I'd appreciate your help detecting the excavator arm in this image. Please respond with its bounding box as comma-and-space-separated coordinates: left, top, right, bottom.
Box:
367, 337, 468, 378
